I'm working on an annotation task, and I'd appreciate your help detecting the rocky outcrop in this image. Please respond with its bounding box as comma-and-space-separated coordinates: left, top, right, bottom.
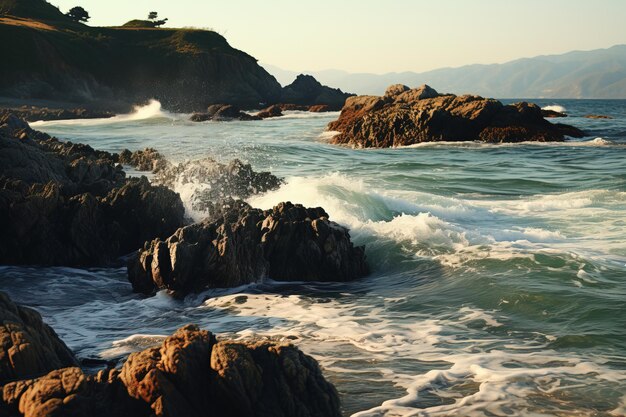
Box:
128, 201, 368, 295
0, 115, 186, 266
190, 104, 261, 122
328, 84, 585, 147
281, 74, 354, 111
0, 2, 282, 111
256, 104, 283, 118
584, 114, 612, 119
155, 158, 282, 213
0, 107, 115, 122
0, 292, 78, 384
118, 148, 168, 172
0, 314, 341, 417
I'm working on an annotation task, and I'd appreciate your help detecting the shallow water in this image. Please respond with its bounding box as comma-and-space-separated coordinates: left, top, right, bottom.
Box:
4, 99, 626, 416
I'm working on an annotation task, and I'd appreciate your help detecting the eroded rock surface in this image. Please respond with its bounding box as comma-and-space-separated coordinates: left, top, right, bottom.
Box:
128, 202, 368, 295
328, 84, 585, 147
1, 322, 341, 417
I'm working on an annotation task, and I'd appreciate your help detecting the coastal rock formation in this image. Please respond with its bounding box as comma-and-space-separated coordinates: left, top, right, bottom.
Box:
0, 0, 282, 111
0, 115, 186, 266
541, 109, 567, 118
281, 74, 354, 111
0, 292, 78, 384
328, 84, 585, 147
155, 158, 282, 213
118, 148, 168, 172
0, 107, 115, 123
128, 202, 368, 295
0, 300, 342, 417
190, 104, 261, 122
256, 104, 283, 118
584, 114, 613, 119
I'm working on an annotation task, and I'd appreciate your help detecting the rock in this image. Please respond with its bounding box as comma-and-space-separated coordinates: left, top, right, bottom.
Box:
155, 158, 282, 214
277, 104, 310, 111
0, 116, 186, 266
383, 84, 410, 98
280, 74, 354, 110
0, 107, 115, 123
0, 292, 78, 384
308, 104, 330, 112
128, 201, 368, 295
190, 105, 261, 122
1, 320, 341, 417
584, 114, 612, 119
541, 109, 567, 118
328, 85, 585, 147
118, 148, 168, 172
256, 104, 283, 118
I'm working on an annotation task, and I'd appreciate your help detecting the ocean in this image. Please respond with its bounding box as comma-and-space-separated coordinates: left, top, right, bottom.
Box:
2, 99, 626, 416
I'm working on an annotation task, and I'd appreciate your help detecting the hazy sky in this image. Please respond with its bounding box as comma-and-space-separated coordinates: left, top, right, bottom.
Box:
51, 0, 626, 74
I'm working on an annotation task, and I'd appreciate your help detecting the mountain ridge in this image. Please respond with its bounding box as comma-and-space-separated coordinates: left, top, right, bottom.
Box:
264, 45, 626, 99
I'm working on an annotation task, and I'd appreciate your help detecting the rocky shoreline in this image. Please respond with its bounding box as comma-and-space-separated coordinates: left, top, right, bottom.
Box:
0, 292, 341, 417
327, 84, 586, 147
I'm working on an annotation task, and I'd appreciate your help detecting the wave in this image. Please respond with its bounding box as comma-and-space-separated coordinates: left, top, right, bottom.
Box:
542, 104, 567, 113
30, 99, 175, 127
399, 137, 620, 149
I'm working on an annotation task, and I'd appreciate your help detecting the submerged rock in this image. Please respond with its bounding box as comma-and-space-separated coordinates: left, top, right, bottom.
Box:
541, 109, 568, 118
128, 201, 368, 295
0, 294, 341, 417
328, 84, 585, 147
584, 114, 613, 119
0, 292, 78, 384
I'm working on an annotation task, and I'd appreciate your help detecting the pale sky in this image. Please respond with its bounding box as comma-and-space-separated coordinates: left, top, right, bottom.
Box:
51, 0, 626, 74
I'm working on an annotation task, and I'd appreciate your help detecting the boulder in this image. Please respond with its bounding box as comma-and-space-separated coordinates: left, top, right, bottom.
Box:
256, 104, 283, 118
308, 104, 330, 112
0, 292, 78, 384
190, 105, 261, 122
128, 201, 368, 295
328, 85, 585, 147
0, 321, 341, 417
541, 109, 567, 118
584, 114, 612, 119
118, 148, 168, 172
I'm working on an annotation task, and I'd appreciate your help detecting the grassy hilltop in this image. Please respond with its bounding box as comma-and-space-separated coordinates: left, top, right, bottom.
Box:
0, 0, 282, 111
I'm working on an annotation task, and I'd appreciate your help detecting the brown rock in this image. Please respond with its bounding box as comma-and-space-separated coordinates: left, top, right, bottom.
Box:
118, 148, 168, 172
257, 104, 283, 118
0, 292, 78, 384
328, 85, 585, 147
584, 114, 612, 119
308, 104, 330, 112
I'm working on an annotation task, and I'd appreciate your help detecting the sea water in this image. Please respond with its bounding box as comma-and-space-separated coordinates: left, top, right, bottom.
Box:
3, 99, 626, 416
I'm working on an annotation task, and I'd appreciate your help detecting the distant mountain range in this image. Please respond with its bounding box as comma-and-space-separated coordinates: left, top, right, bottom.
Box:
264, 45, 626, 99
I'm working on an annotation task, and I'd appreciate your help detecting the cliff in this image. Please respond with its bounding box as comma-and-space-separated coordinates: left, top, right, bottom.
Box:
0, 0, 282, 111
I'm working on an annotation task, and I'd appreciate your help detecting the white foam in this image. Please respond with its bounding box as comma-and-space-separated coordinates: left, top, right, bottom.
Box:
542, 104, 567, 113
30, 99, 175, 127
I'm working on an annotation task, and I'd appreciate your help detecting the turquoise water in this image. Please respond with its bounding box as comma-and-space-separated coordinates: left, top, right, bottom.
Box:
2, 99, 626, 416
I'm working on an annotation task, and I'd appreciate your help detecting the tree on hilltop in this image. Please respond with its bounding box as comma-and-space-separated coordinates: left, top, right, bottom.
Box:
148, 11, 168, 27
66, 6, 90, 22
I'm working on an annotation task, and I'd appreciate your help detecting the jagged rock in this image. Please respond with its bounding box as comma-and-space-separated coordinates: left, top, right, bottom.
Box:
0, 320, 341, 417
584, 114, 612, 119
128, 201, 368, 295
190, 105, 261, 122
280, 74, 354, 110
328, 84, 585, 147
0, 292, 78, 384
307, 104, 330, 112
256, 104, 283, 118
118, 148, 168, 172
155, 158, 282, 213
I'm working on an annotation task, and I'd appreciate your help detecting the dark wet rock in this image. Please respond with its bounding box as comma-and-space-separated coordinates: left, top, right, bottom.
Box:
118, 148, 168, 172
584, 114, 613, 119
190, 104, 261, 122
280, 74, 354, 111
328, 84, 585, 147
277, 103, 310, 111
541, 109, 568, 118
128, 201, 368, 295
0, 292, 78, 384
308, 104, 331, 112
256, 104, 283, 118
0, 319, 341, 417
0, 107, 115, 123
0, 115, 186, 266
155, 158, 282, 214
